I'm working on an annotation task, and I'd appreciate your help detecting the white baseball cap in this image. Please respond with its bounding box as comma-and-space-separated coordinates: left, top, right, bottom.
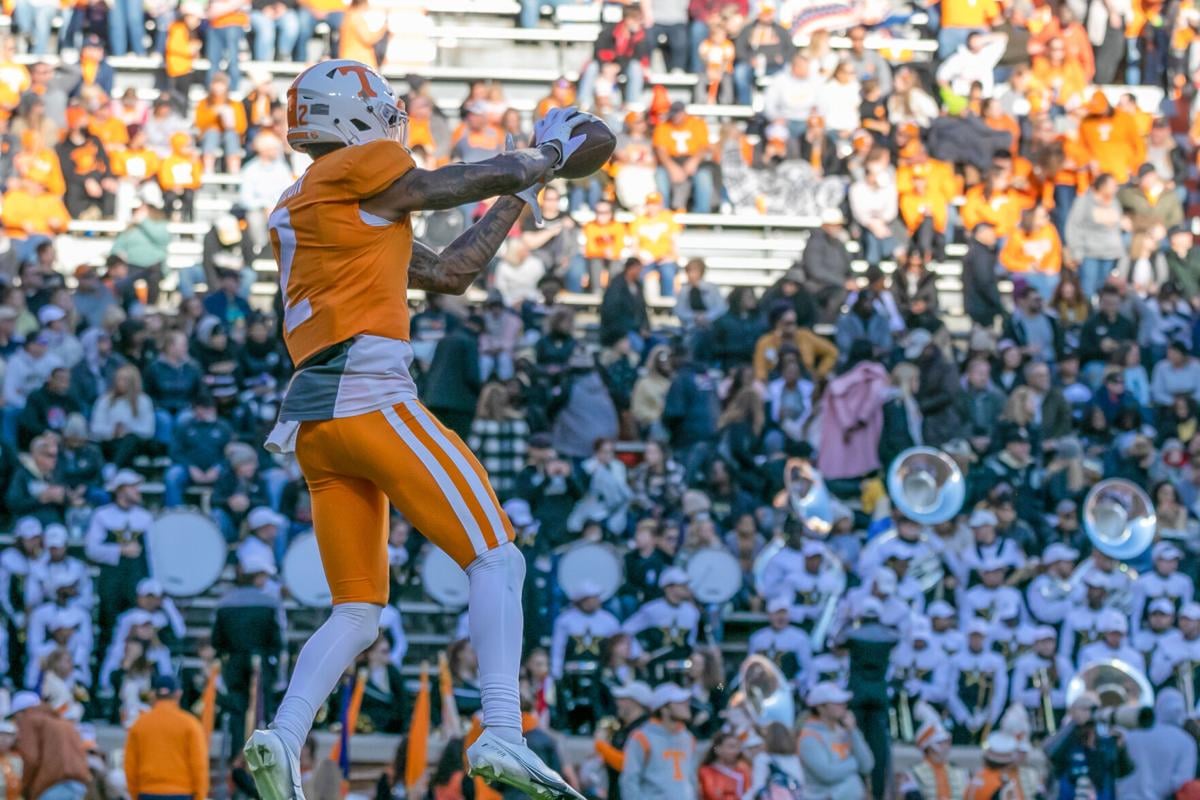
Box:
807, 681, 852, 706
239, 551, 277, 576
1153, 541, 1183, 561
14, 517, 41, 540
247, 506, 285, 531
1098, 609, 1128, 634
659, 567, 688, 588
968, 509, 998, 528
1043, 543, 1079, 564
767, 595, 791, 614
136, 578, 164, 597
567, 580, 603, 602
107, 469, 144, 492
9, 691, 40, 715
650, 683, 690, 710
610, 681, 653, 708
1180, 602, 1200, 620
1150, 598, 1176, 616
43, 524, 68, 549
36, 305, 65, 325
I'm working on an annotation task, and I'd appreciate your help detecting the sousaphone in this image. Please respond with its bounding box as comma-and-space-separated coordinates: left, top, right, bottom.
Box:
1083, 479, 1157, 562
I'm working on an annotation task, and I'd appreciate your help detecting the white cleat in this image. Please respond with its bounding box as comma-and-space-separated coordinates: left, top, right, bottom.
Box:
244, 729, 306, 800
467, 729, 587, 800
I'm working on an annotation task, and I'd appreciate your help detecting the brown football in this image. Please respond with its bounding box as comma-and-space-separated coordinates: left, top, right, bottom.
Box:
557, 115, 616, 179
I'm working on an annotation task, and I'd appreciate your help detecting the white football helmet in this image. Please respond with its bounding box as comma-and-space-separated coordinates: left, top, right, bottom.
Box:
286, 59, 408, 153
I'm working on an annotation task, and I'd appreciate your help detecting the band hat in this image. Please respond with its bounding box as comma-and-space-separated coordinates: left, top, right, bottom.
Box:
1098, 609, 1128, 634
1180, 602, 1200, 620
927, 600, 955, 619
14, 517, 42, 540
968, 509, 998, 528
239, 551, 277, 577
1149, 598, 1176, 616
1153, 541, 1183, 561
915, 717, 950, 749
966, 618, 989, 636
567, 580, 603, 602
982, 732, 1018, 764
43, 524, 68, 549
137, 578, 164, 597
107, 469, 144, 492
247, 506, 286, 531
658, 567, 688, 588
1082, 571, 1110, 589
766, 595, 791, 614
1043, 543, 1079, 563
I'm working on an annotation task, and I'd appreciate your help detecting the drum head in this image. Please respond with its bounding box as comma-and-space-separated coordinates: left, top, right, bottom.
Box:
421, 547, 470, 608
283, 532, 332, 607
557, 543, 622, 602
147, 511, 226, 597
686, 549, 743, 605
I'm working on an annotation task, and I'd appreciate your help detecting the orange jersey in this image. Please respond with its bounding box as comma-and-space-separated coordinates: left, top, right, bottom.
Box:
941, 0, 1000, 28
961, 186, 1022, 238
269, 138, 416, 366
583, 220, 627, 260
652, 117, 710, 158
1000, 223, 1062, 274
15, 147, 65, 196
112, 147, 160, 179
158, 153, 203, 190
630, 210, 681, 262
2, 190, 69, 238
164, 21, 195, 78
1079, 112, 1145, 183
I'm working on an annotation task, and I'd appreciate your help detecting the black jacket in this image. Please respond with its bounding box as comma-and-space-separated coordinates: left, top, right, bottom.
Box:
915, 350, 964, 447
711, 311, 767, 370
962, 239, 1005, 328
421, 328, 481, 414
599, 279, 649, 347
1079, 311, 1137, 365
17, 388, 82, 450
800, 229, 852, 291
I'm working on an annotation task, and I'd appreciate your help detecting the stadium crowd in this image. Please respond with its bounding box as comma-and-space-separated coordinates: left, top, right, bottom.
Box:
4, 0, 1200, 798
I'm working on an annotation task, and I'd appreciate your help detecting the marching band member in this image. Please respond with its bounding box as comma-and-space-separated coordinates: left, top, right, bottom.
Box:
1077, 609, 1145, 672
926, 601, 964, 656
1070, 550, 1133, 606
1133, 598, 1177, 665
856, 510, 941, 583
758, 524, 826, 601
838, 567, 910, 633
983, 596, 1023, 666
946, 619, 1008, 744
951, 509, 1025, 585
883, 549, 927, 618
1011, 625, 1072, 734
26, 525, 92, 611
781, 540, 839, 630
1059, 571, 1111, 662
958, 555, 1024, 625
622, 568, 700, 679
747, 595, 812, 685
807, 641, 850, 694
890, 618, 948, 708
963, 733, 1026, 799
550, 580, 621, 681
1149, 602, 1200, 692
1129, 541, 1194, 634
1026, 543, 1078, 627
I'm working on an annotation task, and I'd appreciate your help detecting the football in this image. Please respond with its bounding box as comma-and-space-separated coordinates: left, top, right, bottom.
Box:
556, 114, 617, 179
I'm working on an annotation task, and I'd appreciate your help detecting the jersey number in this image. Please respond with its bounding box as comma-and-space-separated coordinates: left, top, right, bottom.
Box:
268, 206, 313, 334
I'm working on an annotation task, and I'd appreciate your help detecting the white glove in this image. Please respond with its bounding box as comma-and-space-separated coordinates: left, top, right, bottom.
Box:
509, 134, 547, 228
531, 106, 589, 170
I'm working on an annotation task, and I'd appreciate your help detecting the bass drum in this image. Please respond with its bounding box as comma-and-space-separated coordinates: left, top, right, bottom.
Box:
557, 543, 622, 602
421, 546, 471, 608
146, 510, 226, 597
686, 548, 743, 605
283, 532, 332, 607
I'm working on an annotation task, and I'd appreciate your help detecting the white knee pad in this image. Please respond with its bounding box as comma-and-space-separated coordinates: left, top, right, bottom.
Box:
331, 602, 384, 654
466, 541, 526, 585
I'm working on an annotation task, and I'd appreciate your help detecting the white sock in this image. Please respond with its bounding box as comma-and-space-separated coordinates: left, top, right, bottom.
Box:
270, 601, 382, 758
467, 542, 526, 744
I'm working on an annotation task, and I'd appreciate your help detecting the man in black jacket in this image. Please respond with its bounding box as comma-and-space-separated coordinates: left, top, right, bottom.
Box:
1079, 285, 1137, 384
962, 223, 1005, 329
1003, 285, 1063, 365
421, 316, 482, 441
577, 5, 650, 106
17, 368, 80, 450
599, 258, 649, 349
907, 329, 964, 447
800, 210, 853, 324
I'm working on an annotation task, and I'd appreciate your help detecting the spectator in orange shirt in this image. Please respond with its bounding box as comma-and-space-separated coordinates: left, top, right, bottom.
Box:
1032, 39, 1088, 110
697, 23, 735, 103
938, 0, 1000, 56
582, 201, 627, 291
14, 129, 65, 197
899, 171, 949, 260
1079, 90, 1145, 184
88, 102, 129, 154
629, 192, 681, 298
158, 131, 203, 221
194, 72, 246, 174
2, 177, 70, 261
534, 78, 576, 122
652, 101, 718, 213
1000, 205, 1063, 299
338, 0, 386, 69
162, 3, 202, 100
111, 125, 161, 187
962, 169, 1022, 239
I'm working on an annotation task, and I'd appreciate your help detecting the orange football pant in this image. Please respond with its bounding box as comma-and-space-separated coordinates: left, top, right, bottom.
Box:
295, 399, 515, 605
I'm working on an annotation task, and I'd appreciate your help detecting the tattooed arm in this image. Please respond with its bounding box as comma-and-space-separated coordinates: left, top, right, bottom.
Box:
360, 146, 559, 220
406, 195, 526, 294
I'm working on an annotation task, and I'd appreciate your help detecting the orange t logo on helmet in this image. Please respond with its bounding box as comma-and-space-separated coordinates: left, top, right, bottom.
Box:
336, 64, 378, 99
